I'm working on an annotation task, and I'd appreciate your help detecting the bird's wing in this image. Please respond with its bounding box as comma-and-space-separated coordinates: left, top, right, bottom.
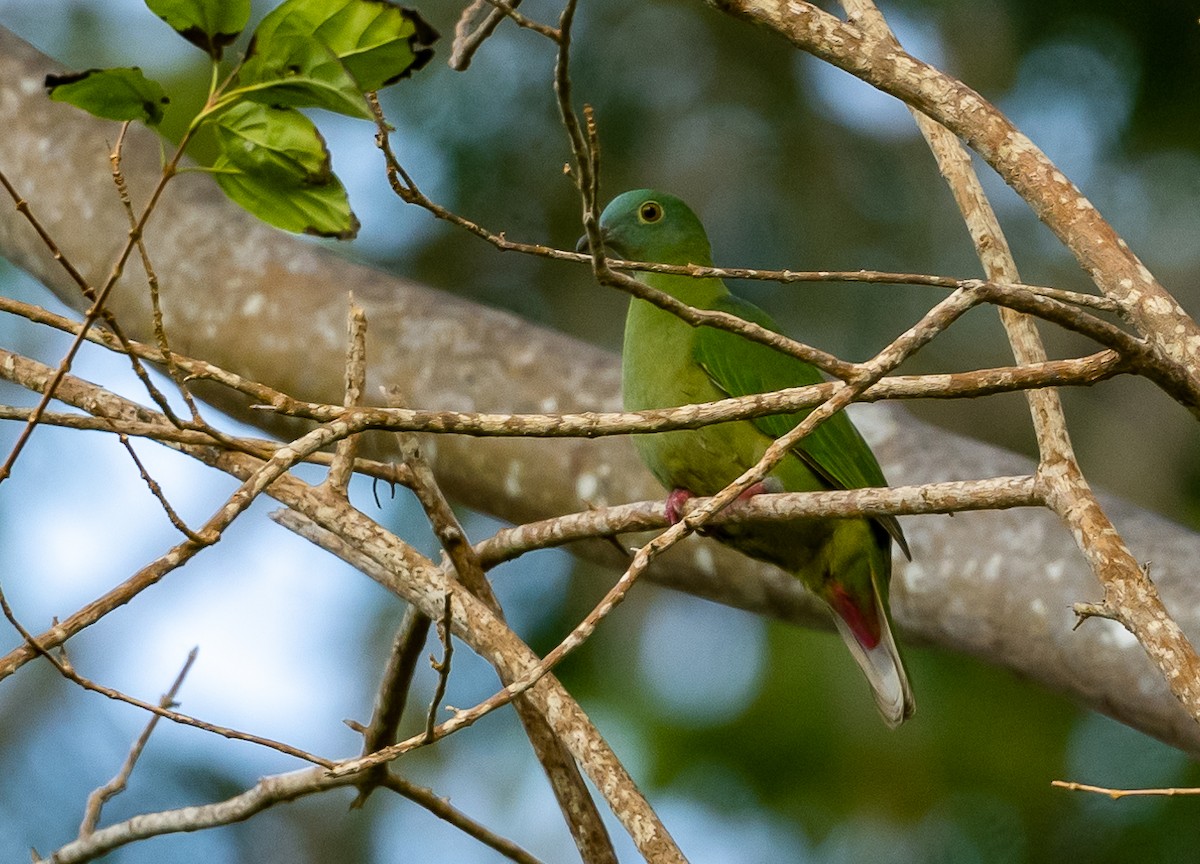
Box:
694, 292, 910, 559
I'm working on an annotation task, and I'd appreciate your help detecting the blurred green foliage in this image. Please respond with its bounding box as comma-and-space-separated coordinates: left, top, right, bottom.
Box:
2, 0, 1200, 862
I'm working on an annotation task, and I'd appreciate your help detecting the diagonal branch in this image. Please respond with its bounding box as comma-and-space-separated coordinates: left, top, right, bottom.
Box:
835, 0, 1200, 722
78, 647, 198, 837
711, 0, 1200, 415
41, 761, 549, 864
0, 347, 685, 863
376, 394, 619, 862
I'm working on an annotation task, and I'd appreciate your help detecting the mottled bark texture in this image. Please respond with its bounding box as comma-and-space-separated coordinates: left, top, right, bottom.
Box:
1, 28, 1199, 755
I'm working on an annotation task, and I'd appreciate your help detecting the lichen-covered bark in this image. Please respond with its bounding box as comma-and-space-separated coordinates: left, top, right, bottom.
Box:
713, 0, 1200, 414
2, 27, 1200, 755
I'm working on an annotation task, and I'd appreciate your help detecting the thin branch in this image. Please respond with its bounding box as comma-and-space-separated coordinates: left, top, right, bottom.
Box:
449, 0, 528, 70
0, 290, 1135, 434
0, 118, 199, 482
107, 123, 199, 429
1051, 781, 1200, 800
349, 604, 431, 808
259, 352, 1128, 438
117, 435, 205, 543
0, 585, 330, 767
40, 766, 358, 864
471, 475, 1042, 568
324, 298, 368, 494
970, 282, 1192, 410
42, 761, 549, 864
0, 400, 415, 488
480, 0, 560, 41
382, 773, 549, 864
79, 647, 199, 836
423, 593, 454, 741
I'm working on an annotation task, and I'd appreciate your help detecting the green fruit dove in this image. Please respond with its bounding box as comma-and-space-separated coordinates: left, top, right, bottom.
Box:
584, 189, 915, 726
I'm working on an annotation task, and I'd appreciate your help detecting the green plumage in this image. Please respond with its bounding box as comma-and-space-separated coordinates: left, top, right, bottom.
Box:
596, 189, 915, 726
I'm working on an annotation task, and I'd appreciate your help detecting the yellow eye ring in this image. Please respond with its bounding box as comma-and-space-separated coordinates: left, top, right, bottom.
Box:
638, 200, 664, 223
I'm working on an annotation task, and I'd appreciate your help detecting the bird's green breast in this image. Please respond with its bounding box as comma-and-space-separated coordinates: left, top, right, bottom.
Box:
622, 294, 829, 499
620, 284, 854, 578
623, 296, 756, 492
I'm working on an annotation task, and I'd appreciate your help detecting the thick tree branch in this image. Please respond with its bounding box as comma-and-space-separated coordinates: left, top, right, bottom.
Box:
2, 27, 1200, 759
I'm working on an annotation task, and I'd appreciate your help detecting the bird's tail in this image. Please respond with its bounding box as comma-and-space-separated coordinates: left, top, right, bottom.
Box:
826, 585, 915, 728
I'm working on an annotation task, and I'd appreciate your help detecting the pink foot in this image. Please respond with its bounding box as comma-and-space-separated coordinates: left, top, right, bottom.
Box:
666, 480, 783, 527
665, 488, 695, 525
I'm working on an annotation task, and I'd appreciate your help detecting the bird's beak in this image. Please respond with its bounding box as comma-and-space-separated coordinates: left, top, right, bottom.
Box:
575, 226, 609, 254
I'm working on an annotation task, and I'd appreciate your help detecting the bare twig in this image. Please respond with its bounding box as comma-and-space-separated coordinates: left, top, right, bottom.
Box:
118, 434, 205, 543
0, 280, 1141, 439
79, 647, 199, 836
472, 474, 1041, 567
449, 0, 528, 69
349, 604, 432, 808
423, 593, 455, 741
480, 0, 560, 41
107, 123, 203, 429
0, 118, 201, 482
0, 585, 330, 766
42, 762, 549, 864
382, 772, 549, 864
324, 298, 368, 494
269, 352, 1127, 434
0, 400, 416, 488
1051, 780, 1200, 800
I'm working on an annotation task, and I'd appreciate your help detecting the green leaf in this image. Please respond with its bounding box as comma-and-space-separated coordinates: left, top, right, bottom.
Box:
144, 0, 252, 59
234, 0, 438, 119
237, 18, 371, 118
212, 102, 333, 183
45, 67, 170, 125
210, 103, 359, 238
304, 0, 438, 90
213, 162, 359, 238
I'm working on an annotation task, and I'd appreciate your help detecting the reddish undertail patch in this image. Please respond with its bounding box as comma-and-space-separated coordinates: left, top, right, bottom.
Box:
827, 582, 882, 650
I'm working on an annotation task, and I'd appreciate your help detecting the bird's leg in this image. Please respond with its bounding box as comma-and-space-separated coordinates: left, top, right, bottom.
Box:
665, 488, 695, 525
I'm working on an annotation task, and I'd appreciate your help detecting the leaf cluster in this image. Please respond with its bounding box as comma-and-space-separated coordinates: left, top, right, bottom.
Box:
45, 0, 438, 238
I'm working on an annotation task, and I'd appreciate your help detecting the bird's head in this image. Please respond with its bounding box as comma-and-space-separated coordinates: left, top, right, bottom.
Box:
577, 189, 714, 267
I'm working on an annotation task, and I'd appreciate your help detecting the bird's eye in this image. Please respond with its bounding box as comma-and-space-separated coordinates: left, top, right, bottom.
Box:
638, 201, 663, 223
